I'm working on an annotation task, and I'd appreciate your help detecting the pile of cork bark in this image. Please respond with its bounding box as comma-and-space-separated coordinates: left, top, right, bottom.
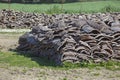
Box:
17, 11, 120, 65
0, 9, 120, 29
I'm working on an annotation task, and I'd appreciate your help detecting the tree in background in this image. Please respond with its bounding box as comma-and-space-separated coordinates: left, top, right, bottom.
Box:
1, 0, 118, 3
0, 0, 79, 3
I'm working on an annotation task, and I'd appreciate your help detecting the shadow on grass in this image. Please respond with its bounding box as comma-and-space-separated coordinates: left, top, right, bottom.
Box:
8, 49, 120, 70
14, 50, 58, 67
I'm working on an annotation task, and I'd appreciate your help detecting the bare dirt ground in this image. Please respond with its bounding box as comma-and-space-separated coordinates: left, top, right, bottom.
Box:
0, 33, 21, 51
0, 32, 120, 80
0, 67, 120, 80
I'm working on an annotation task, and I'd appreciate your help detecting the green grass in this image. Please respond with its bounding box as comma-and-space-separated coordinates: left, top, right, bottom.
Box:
0, 51, 56, 68
0, 51, 120, 70
62, 61, 120, 70
0, 1, 120, 14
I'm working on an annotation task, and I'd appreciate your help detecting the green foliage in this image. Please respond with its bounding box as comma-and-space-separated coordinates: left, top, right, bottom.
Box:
62, 61, 120, 70
0, 1, 120, 14
45, 5, 83, 14
0, 51, 120, 70
63, 77, 68, 80
101, 5, 120, 12
46, 5, 64, 14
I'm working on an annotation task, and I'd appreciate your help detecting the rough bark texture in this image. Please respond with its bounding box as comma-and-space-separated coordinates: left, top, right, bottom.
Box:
3, 9, 119, 65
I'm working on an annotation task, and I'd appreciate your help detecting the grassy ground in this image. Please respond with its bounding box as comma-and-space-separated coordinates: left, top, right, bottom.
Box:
0, 32, 120, 70
0, 52, 120, 70
0, 51, 57, 68
0, 33, 120, 80
0, 1, 120, 14
0, 51, 120, 70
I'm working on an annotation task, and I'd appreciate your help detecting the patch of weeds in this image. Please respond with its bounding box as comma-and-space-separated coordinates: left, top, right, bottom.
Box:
75, 76, 78, 79
95, 67, 101, 70
116, 74, 120, 77
61, 61, 120, 70
61, 61, 96, 70
93, 73, 100, 76
101, 5, 120, 12
39, 71, 46, 75
63, 77, 67, 80
33, 9, 43, 13
22, 68, 27, 74
62, 62, 80, 69
99, 61, 120, 70
46, 5, 64, 14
